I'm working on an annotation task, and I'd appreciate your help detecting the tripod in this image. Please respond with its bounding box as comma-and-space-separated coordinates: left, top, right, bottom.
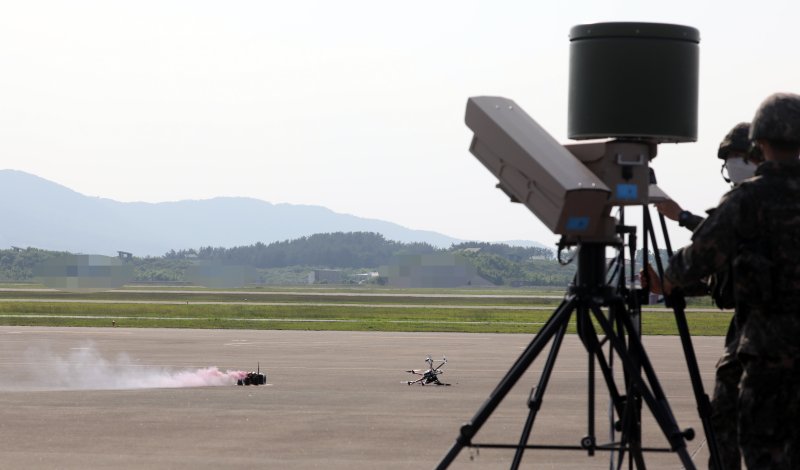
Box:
436, 210, 721, 469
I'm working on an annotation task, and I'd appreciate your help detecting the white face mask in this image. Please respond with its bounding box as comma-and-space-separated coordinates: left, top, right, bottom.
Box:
724, 156, 757, 185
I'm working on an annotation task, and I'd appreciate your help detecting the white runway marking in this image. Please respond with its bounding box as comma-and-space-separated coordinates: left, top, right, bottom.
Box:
0, 314, 550, 326
0, 297, 728, 312
0, 287, 565, 299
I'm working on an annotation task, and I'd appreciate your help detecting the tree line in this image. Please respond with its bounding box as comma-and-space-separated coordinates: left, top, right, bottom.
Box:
164, 233, 554, 269
0, 232, 564, 285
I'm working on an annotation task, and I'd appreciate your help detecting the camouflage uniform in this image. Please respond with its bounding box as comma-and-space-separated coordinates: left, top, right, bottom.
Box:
666, 157, 800, 469
688, 216, 741, 470
673, 213, 741, 470
672, 122, 749, 470
707, 122, 752, 470
710, 325, 741, 470
666, 94, 800, 469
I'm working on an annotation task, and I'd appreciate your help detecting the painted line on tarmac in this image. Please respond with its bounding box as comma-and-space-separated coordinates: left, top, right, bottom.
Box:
0, 314, 548, 326
0, 288, 565, 300
0, 298, 724, 312
0, 298, 561, 310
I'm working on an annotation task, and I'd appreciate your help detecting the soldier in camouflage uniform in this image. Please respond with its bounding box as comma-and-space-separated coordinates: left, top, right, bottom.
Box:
662, 92, 800, 469
702, 124, 754, 470
644, 122, 760, 469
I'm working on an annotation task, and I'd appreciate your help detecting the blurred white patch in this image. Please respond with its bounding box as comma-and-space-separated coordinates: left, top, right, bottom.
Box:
185, 261, 257, 289
34, 254, 134, 292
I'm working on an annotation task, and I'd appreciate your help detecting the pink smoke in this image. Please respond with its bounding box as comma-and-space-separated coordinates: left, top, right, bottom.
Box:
136, 366, 250, 388
7, 344, 260, 391
158, 367, 249, 387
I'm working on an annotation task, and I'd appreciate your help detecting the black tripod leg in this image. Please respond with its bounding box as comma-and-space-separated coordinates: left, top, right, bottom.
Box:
436, 296, 578, 470
576, 306, 597, 457
590, 304, 696, 470
672, 299, 723, 470
577, 304, 646, 469
617, 310, 647, 470
581, 319, 626, 417
510, 317, 570, 470
644, 209, 722, 469
645, 209, 721, 468
577, 305, 630, 450
579, 319, 629, 470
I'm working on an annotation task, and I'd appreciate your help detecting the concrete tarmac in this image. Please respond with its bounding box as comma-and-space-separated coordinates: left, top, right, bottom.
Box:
0, 327, 723, 469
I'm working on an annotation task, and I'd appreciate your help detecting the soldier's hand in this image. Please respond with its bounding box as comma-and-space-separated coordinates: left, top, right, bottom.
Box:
662, 277, 674, 296
654, 200, 683, 221
639, 264, 663, 295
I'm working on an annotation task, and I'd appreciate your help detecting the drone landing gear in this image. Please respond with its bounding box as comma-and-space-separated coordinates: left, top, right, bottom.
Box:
407, 378, 450, 386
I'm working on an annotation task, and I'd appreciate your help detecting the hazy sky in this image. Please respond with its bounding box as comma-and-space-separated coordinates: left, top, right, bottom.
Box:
2, 1, 798, 250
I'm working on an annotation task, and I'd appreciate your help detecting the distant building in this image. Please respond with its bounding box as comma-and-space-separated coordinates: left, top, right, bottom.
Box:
353, 272, 380, 284
308, 269, 342, 285
379, 253, 492, 288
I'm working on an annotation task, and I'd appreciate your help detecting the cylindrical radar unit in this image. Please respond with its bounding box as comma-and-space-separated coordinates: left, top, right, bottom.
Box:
568, 22, 700, 142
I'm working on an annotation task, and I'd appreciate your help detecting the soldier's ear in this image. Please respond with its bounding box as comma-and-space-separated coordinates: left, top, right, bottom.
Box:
755, 140, 771, 160
747, 142, 764, 164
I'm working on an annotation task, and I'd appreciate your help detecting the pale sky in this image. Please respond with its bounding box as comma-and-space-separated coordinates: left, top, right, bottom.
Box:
2, 1, 798, 250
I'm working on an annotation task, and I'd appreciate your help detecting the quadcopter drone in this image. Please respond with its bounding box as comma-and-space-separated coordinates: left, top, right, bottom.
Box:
406, 355, 450, 386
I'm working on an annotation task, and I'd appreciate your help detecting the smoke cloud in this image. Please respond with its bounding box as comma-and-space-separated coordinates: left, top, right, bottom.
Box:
6, 343, 252, 390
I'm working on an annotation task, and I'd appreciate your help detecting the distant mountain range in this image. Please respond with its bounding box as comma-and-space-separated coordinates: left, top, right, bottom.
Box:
0, 170, 546, 257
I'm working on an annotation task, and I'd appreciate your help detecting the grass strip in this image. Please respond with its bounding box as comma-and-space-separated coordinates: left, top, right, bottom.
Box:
0, 301, 731, 335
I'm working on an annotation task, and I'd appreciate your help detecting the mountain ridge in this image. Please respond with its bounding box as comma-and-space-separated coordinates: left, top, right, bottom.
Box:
0, 169, 546, 256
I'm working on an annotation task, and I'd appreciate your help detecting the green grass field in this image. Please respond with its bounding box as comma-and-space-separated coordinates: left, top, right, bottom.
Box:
0, 285, 731, 335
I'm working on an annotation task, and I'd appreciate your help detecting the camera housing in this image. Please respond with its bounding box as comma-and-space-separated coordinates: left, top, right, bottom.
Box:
466, 96, 613, 241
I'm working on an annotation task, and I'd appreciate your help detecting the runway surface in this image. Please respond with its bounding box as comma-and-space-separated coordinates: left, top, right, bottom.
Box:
0, 327, 722, 469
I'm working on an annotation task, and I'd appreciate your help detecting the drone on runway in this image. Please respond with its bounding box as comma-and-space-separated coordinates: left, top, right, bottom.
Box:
237, 363, 267, 386
406, 356, 450, 386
